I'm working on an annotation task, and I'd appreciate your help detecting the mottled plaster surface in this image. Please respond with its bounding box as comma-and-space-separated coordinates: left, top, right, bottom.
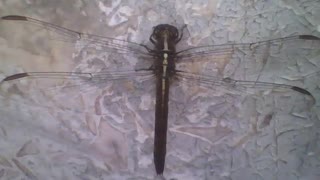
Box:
0, 0, 319, 179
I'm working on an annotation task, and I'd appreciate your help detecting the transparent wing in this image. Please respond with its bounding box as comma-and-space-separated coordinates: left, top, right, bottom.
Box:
176, 35, 320, 61
0, 69, 154, 99
175, 71, 315, 106
1, 15, 154, 56
1, 69, 154, 88
174, 34, 319, 109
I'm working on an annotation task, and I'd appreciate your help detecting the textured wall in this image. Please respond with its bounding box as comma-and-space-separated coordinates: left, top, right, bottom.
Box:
0, 0, 319, 179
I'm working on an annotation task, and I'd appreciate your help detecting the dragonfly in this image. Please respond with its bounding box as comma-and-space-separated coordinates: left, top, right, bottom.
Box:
0, 15, 319, 176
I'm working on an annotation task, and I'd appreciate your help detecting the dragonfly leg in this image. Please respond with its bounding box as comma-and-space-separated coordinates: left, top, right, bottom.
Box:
135, 65, 155, 72
175, 24, 187, 44
149, 27, 157, 45
140, 44, 154, 53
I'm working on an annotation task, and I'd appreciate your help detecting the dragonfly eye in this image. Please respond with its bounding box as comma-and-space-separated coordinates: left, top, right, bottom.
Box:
152, 24, 180, 42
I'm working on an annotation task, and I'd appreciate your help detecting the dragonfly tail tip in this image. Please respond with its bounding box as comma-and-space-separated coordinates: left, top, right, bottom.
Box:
155, 174, 165, 180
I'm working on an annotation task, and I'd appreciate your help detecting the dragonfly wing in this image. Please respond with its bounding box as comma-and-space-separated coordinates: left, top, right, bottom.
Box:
175, 71, 315, 107
174, 35, 320, 102
1, 15, 153, 56
176, 35, 320, 60
1, 70, 154, 94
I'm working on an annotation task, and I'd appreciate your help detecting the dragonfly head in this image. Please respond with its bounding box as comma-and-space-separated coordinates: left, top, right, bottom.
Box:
151, 24, 179, 40
150, 24, 180, 53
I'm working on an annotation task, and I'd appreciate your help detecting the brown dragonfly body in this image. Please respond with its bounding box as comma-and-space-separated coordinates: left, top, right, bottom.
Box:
149, 24, 183, 174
